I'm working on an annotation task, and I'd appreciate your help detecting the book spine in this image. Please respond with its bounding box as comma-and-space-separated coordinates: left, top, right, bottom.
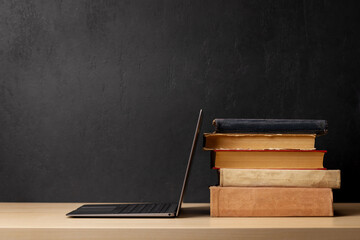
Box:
213, 150, 325, 169
209, 187, 333, 217
203, 133, 316, 150
212, 119, 328, 135
219, 169, 341, 189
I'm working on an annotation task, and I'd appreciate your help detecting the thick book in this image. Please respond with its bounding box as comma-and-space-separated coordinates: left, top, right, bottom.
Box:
212, 150, 326, 169
210, 186, 333, 217
219, 169, 340, 188
212, 119, 328, 135
203, 133, 315, 150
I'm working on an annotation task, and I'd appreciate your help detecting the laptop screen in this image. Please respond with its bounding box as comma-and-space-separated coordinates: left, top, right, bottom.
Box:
175, 109, 203, 216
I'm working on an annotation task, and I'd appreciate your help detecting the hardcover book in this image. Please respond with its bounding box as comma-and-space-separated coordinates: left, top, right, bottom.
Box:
210, 187, 333, 217
212, 119, 328, 135
203, 133, 315, 150
211, 150, 326, 169
219, 169, 340, 188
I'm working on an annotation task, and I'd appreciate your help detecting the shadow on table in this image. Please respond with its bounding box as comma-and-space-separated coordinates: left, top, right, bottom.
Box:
179, 204, 360, 218
179, 205, 210, 218
333, 203, 360, 217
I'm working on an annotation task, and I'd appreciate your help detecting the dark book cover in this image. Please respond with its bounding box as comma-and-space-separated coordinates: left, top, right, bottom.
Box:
213, 119, 328, 135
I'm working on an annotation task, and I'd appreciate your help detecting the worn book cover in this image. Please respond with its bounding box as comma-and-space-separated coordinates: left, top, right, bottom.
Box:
219, 169, 340, 188
210, 187, 333, 217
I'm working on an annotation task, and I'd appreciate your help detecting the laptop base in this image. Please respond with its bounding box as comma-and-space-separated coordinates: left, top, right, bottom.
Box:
66, 203, 178, 217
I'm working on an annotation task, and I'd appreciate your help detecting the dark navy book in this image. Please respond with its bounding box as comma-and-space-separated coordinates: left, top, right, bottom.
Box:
212, 119, 328, 136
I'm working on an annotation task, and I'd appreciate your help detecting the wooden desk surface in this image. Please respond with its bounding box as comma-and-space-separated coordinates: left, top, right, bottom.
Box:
0, 203, 359, 240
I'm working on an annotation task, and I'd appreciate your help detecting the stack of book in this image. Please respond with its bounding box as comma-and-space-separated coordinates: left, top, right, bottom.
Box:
204, 119, 340, 217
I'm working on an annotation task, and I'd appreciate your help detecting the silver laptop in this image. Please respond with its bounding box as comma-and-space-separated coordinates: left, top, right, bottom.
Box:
66, 109, 202, 217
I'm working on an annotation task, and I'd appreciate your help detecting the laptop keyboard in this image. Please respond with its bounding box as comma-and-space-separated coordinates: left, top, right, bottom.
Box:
115, 203, 172, 214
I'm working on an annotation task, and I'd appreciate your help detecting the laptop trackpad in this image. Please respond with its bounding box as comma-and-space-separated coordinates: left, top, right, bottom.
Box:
76, 205, 117, 214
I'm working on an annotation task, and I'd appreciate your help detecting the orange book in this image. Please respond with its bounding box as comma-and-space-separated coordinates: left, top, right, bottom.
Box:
210, 187, 333, 217
212, 150, 326, 169
203, 133, 316, 150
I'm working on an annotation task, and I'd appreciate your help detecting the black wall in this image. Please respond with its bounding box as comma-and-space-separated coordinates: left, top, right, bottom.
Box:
0, 0, 359, 202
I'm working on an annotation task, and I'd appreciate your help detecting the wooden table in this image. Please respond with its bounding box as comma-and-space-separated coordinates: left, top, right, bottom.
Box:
0, 203, 359, 240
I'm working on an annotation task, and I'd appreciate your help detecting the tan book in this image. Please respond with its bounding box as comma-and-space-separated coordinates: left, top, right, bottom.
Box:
212, 150, 326, 169
210, 187, 333, 217
219, 169, 340, 188
204, 133, 316, 150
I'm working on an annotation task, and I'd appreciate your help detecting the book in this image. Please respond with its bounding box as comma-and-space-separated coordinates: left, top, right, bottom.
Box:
203, 133, 315, 150
210, 186, 333, 217
219, 169, 340, 188
211, 150, 326, 169
212, 119, 328, 135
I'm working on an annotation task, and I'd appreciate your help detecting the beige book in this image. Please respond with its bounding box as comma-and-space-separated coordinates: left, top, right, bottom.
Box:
219, 169, 340, 188
210, 187, 333, 217
203, 133, 315, 150
213, 150, 325, 169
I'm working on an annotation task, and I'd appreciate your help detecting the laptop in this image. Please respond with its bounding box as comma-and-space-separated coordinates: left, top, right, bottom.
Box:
66, 109, 203, 217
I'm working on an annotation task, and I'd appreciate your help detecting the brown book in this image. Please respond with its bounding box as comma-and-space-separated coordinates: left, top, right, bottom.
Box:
212, 150, 326, 169
204, 133, 315, 150
210, 187, 333, 217
219, 169, 341, 188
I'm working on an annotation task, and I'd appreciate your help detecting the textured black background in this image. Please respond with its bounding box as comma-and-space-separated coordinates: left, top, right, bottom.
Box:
0, 0, 359, 202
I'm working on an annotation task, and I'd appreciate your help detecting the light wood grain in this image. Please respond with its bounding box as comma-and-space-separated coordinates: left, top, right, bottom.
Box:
0, 203, 359, 240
